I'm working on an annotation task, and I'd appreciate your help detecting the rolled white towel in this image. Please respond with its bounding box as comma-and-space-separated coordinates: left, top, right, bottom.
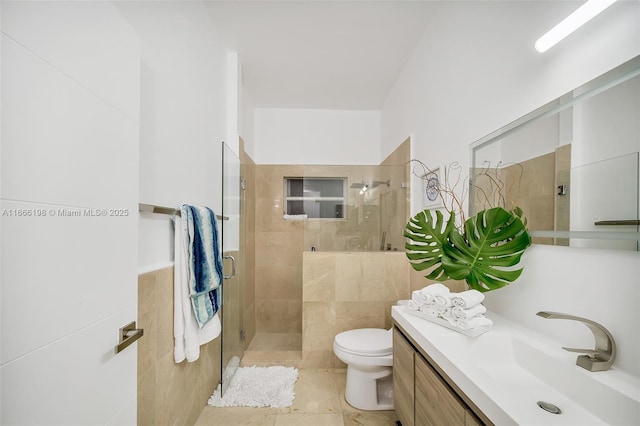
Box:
451, 304, 487, 320
433, 294, 452, 308
283, 214, 308, 220
455, 316, 493, 330
411, 290, 430, 307
419, 304, 440, 318
417, 290, 432, 305
421, 283, 450, 296
451, 289, 485, 308
440, 309, 457, 325
407, 300, 420, 311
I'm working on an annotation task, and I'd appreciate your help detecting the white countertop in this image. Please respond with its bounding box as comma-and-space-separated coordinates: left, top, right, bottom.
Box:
392, 305, 640, 426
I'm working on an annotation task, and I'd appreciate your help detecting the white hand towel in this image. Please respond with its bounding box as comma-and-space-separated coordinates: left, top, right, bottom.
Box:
411, 290, 426, 307
439, 309, 457, 325
407, 300, 420, 311
451, 304, 487, 320
413, 290, 432, 306
173, 215, 221, 363
451, 289, 485, 308
455, 316, 493, 330
421, 283, 450, 296
419, 304, 440, 318
283, 214, 308, 220
434, 294, 452, 308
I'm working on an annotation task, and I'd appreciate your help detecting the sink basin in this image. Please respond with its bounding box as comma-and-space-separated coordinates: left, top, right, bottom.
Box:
392, 307, 640, 425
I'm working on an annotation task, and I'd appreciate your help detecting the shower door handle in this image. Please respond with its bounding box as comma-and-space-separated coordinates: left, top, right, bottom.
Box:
223, 255, 236, 280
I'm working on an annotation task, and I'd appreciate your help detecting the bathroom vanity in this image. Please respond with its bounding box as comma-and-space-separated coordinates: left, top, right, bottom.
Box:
391, 306, 640, 426
393, 325, 487, 426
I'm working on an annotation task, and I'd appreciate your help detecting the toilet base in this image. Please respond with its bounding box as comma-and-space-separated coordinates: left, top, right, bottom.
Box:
344, 365, 394, 411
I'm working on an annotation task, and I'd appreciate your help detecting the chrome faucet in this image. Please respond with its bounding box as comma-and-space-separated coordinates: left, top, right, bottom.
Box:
536, 311, 617, 372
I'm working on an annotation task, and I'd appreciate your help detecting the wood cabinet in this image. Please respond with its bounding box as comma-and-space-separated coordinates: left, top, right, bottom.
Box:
393, 326, 487, 426
393, 328, 415, 426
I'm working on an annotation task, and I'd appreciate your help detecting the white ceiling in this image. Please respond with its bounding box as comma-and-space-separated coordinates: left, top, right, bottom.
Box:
205, 1, 439, 110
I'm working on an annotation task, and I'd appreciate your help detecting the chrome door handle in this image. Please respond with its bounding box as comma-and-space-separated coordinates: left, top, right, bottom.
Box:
223, 255, 236, 280
115, 321, 144, 354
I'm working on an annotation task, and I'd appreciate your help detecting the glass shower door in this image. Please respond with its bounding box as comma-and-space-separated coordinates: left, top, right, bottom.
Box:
221, 142, 244, 395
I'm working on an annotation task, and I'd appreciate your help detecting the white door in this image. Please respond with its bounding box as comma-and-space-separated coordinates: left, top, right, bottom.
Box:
1, 2, 141, 424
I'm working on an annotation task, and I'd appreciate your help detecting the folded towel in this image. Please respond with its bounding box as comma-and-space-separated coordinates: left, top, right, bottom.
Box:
451, 304, 487, 320
455, 316, 493, 330
451, 289, 485, 308
283, 214, 308, 220
182, 205, 223, 328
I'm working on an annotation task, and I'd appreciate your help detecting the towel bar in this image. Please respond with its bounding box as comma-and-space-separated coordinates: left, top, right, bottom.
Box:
139, 203, 228, 220
594, 220, 640, 226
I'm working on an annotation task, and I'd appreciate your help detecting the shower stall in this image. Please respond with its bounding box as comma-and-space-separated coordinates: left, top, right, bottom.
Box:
243, 163, 410, 366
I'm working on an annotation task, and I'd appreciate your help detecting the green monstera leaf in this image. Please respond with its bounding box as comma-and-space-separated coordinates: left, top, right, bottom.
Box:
404, 209, 456, 281
405, 207, 532, 292
444, 207, 532, 291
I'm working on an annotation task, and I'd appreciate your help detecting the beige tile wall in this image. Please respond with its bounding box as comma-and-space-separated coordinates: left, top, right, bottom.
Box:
252, 141, 410, 336
255, 165, 305, 333
253, 164, 403, 334
554, 144, 571, 246
505, 152, 556, 245
301, 252, 412, 368
240, 139, 257, 348
138, 266, 221, 426
472, 150, 559, 245
380, 137, 411, 251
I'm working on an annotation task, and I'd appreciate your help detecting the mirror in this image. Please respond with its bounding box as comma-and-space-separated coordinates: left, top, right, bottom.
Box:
470, 55, 640, 251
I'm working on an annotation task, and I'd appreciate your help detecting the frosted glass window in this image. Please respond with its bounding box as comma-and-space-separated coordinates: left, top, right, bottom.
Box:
285, 177, 346, 219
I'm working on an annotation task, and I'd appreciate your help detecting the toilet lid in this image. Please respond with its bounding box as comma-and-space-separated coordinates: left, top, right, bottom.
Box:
334, 328, 392, 356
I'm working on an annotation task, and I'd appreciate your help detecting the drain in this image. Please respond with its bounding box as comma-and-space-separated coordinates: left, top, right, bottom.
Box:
537, 401, 562, 414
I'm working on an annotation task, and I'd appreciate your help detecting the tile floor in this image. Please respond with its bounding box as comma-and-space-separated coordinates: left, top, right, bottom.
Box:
240, 333, 303, 368
195, 333, 398, 426
195, 369, 398, 426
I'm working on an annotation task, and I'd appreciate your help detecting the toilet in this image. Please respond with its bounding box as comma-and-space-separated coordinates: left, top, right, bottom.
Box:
333, 328, 394, 410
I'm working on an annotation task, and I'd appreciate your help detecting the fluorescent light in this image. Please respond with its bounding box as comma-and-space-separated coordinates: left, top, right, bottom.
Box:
535, 0, 618, 53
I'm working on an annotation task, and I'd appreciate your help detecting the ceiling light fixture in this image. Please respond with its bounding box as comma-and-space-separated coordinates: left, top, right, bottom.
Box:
534, 0, 618, 53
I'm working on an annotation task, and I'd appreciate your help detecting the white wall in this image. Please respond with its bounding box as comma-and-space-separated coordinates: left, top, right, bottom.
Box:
241, 82, 256, 159
1, 1, 140, 423
254, 108, 380, 165
381, 0, 640, 376
115, 2, 232, 271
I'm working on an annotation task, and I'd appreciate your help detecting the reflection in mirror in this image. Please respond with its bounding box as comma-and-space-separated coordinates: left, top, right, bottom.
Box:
470, 56, 639, 251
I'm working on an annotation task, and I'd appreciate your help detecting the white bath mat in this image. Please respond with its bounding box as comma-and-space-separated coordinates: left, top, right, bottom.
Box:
207, 366, 298, 408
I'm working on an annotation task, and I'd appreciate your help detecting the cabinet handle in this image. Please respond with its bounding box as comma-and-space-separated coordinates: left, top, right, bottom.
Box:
115, 321, 144, 354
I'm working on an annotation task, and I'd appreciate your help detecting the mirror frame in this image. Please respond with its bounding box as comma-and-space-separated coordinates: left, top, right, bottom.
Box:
469, 55, 640, 247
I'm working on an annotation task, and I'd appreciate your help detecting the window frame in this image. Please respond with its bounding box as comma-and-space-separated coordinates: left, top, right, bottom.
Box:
284, 177, 348, 220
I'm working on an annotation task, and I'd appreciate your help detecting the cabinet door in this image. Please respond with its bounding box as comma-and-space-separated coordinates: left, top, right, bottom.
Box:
393, 328, 415, 426
415, 353, 466, 426
465, 410, 484, 426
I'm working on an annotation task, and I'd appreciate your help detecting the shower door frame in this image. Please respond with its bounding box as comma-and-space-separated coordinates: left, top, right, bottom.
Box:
221, 141, 245, 395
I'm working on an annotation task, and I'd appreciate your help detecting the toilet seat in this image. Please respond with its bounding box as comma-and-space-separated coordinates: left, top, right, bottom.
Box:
334, 328, 392, 357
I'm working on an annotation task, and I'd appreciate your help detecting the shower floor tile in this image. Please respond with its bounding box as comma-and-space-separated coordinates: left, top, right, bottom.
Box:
242, 332, 302, 368
195, 369, 398, 426
247, 332, 302, 351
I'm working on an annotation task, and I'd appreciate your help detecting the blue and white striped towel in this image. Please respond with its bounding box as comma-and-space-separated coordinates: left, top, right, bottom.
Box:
181, 204, 223, 328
